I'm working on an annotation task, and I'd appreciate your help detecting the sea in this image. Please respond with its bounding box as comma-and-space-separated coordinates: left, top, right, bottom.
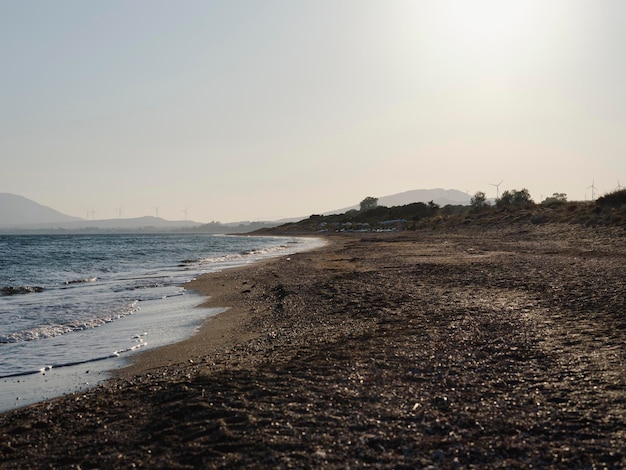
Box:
0, 233, 322, 412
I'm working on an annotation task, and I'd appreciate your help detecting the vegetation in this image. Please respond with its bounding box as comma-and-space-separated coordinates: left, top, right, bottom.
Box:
542, 193, 568, 206
597, 188, 626, 208
359, 196, 378, 212
256, 188, 626, 234
470, 191, 490, 212
496, 188, 534, 208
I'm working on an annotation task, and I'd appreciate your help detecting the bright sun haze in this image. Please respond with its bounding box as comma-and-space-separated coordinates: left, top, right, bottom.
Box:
0, 0, 624, 222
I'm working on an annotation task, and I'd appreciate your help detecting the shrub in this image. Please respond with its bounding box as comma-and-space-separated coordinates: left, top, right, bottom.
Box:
496, 188, 534, 208
470, 191, 490, 212
596, 189, 626, 208
542, 193, 567, 206
359, 196, 378, 212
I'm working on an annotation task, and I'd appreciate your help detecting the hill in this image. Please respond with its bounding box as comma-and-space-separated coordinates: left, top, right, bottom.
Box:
0, 188, 471, 232
378, 188, 471, 207
0, 193, 83, 227
257, 189, 626, 234
51, 216, 203, 232
325, 188, 470, 215
0, 194, 204, 232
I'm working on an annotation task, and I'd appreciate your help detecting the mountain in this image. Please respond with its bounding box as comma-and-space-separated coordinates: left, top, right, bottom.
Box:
0, 193, 84, 227
325, 188, 471, 215
55, 216, 203, 231
1, 189, 472, 232
379, 188, 471, 207
0, 194, 204, 231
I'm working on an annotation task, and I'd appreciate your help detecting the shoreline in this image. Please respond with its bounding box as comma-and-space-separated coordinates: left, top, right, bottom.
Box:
0, 234, 323, 413
116, 257, 298, 378
117, 235, 327, 377
1, 226, 624, 468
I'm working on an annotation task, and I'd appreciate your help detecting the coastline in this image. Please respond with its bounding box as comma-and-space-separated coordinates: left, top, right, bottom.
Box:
116, 255, 302, 378
118, 235, 327, 377
0, 234, 322, 413
1, 226, 624, 468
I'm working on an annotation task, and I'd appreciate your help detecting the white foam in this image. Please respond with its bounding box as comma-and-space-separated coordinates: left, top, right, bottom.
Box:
0, 235, 325, 412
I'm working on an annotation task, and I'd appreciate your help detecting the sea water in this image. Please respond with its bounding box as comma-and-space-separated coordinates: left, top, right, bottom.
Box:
0, 233, 321, 412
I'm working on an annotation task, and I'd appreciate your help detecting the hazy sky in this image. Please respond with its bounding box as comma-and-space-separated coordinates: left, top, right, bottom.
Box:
2, 1, 625, 222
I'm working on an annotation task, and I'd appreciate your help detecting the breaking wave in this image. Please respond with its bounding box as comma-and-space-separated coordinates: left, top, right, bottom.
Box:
63, 277, 98, 285
0, 301, 139, 344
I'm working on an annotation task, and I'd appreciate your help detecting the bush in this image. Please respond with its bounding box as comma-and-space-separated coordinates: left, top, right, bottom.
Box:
542, 193, 567, 207
496, 188, 534, 208
596, 189, 626, 208
359, 196, 378, 212
470, 191, 490, 212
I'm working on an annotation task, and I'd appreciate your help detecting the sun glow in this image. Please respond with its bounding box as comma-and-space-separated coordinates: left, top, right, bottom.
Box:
438, 1, 536, 42
424, 0, 550, 67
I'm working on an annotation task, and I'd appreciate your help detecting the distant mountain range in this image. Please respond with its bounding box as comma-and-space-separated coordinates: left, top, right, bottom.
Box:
325, 188, 471, 214
0, 193, 202, 231
379, 188, 471, 207
48, 216, 203, 231
0, 189, 472, 232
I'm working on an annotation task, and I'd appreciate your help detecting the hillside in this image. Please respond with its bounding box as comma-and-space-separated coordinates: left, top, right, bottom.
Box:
0, 188, 471, 232
0, 193, 83, 227
325, 188, 470, 215
257, 189, 626, 233
0, 194, 202, 232
378, 188, 471, 207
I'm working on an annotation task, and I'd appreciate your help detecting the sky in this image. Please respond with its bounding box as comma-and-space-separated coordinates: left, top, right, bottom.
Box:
1, 0, 625, 223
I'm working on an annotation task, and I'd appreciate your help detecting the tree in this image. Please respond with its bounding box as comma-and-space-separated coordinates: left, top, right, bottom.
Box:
359, 196, 378, 212
470, 191, 490, 211
514, 188, 533, 205
542, 193, 567, 206
424, 200, 439, 218
496, 188, 534, 208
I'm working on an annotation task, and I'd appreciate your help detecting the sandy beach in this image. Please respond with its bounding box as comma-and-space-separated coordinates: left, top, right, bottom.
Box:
1, 225, 625, 468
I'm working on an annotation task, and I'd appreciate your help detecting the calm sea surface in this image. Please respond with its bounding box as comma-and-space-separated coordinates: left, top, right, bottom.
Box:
0, 233, 320, 410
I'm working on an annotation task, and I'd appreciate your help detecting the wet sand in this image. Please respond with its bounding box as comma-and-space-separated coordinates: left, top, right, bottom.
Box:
1, 225, 625, 468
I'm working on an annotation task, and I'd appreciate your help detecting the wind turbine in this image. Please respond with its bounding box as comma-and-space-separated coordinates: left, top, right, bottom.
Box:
617, 179, 623, 191
587, 180, 598, 201
181, 207, 189, 221
116, 207, 123, 219
153, 206, 160, 218
489, 179, 505, 199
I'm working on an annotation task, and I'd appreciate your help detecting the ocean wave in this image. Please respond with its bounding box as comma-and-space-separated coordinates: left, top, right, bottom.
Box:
63, 277, 98, 285
0, 285, 44, 296
200, 244, 290, 265
240, 245, 289, 256
0, 301, 139, 344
